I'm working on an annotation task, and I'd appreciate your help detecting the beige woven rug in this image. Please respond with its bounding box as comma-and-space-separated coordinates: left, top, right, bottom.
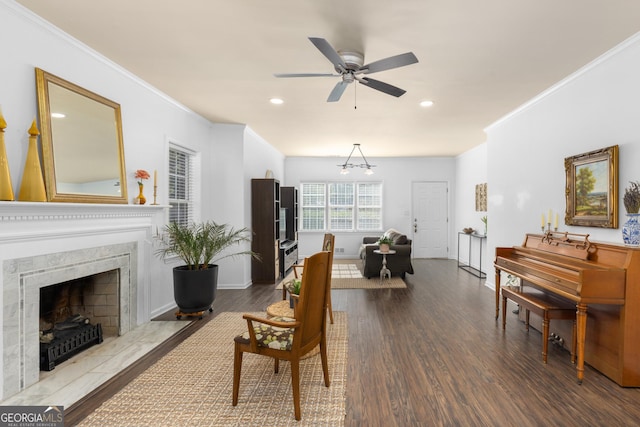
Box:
278, 263, 406, 289
79, 311, 348, 427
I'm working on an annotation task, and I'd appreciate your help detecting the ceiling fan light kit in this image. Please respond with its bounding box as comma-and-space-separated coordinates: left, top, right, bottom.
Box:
338, 143, 375, 175
275, 37, 418, 103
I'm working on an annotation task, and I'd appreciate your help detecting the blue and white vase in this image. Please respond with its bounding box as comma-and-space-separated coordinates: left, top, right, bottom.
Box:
622, 213, 640, 246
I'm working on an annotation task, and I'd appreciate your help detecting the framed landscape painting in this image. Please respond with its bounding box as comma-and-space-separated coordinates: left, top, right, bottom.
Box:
565, 145, 618, 228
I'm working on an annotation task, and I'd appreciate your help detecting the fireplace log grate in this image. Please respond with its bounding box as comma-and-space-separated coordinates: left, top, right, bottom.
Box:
40, 323, 103, 371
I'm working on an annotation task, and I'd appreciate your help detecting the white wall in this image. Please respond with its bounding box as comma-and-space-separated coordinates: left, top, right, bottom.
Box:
455, 143, 488, 273
284, 156, 457, 258
484, 32, 640, 288
0, 2, 281, 317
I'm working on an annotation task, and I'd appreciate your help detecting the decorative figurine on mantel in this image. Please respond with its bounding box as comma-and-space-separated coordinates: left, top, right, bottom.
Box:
0, 107, 15, 201
18, 119, 46, 202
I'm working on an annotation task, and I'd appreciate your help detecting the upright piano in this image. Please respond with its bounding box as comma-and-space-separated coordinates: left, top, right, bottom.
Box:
495, 232, 640, 386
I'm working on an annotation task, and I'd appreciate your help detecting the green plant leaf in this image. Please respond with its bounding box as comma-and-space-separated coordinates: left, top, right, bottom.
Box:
155, 221, 260, 270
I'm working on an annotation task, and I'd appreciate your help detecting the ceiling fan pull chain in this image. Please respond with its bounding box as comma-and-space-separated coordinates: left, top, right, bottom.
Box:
354, 83, 357, 110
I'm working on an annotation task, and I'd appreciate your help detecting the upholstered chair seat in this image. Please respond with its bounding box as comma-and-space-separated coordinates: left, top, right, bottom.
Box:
235, 316, 295, 351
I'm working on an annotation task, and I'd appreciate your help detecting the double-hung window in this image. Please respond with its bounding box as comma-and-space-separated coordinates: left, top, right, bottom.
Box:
357, 182, 382, 231
300, 181, 382, 231
301, 183, 326, 230
329, 183, 354, 230
168, 145, 199, 226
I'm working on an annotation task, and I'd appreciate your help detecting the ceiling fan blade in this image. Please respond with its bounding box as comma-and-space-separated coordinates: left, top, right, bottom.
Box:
274, 73, 338, 78
361, 52, 418, 74
358, 77, 406, 97
309, 37, 347, 71
327, 81, 349, 102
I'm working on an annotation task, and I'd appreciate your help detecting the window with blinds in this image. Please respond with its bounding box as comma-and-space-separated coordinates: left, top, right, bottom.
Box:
300, 183, 326, 231
168, 146, 195, 226
300, 181, 382, 232
357, 182, 383, 230
329, 182, 354, 230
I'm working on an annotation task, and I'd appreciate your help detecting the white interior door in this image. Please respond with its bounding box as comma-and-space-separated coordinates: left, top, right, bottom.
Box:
412, 182, 448, 258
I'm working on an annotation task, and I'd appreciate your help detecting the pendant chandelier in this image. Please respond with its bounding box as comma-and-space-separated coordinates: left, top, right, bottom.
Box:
338, 144, 375, 175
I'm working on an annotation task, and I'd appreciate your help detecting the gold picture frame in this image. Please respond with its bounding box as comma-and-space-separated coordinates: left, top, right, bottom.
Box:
35, 68, 128, 204
565, 145, 618, 228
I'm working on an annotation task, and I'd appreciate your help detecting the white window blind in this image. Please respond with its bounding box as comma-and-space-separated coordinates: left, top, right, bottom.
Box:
168, 146, 197, 226
300, 181, 382, 232
300, 183, 326, 230
329, 182, 354, 230
357, 182, 383, 230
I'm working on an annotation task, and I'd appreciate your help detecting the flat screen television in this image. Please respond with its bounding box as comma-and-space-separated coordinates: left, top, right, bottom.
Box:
279, 208, 287, 242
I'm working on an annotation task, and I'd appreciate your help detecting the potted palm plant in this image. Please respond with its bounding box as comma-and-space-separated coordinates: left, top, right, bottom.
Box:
156, 221, 258, 318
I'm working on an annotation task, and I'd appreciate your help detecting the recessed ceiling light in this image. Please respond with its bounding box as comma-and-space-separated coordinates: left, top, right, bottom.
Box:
270, 98, 284, 105
51, 112, 66, 118
419, 100, 434, 108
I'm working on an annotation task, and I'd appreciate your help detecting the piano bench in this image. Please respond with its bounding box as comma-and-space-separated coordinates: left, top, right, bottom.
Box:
501, 286, 577, 364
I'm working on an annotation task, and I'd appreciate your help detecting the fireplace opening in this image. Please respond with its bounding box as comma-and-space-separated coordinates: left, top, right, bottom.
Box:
39, 269, 120, 371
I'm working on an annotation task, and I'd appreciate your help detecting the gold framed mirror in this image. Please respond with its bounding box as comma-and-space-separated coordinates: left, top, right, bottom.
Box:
35, 68, 128, 203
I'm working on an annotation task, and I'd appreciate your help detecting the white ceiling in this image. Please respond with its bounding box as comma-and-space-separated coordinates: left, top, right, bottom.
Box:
16, 0, 640, 158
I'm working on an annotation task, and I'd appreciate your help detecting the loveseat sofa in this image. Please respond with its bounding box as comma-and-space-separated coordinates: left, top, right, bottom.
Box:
359, 229, 414, 279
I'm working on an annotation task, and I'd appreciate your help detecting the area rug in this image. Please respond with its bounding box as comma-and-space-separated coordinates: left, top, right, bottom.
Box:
331, 263, 363, 278
278, 263, 407, 290
280, 263, 363, 284
79, 311, 348, 427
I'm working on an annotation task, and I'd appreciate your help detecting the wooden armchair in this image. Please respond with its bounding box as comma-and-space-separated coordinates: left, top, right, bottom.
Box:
286, 233, 335, 323
232, 251, 332, 420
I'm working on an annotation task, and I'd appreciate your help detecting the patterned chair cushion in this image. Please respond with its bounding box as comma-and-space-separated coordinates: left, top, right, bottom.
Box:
236, 316, 296, 350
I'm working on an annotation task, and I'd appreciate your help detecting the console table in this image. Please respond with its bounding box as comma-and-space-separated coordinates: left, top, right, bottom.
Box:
457, 232, 486, 278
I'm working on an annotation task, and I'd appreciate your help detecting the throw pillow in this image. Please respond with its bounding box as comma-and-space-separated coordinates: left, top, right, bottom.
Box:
394, 234, 408, 245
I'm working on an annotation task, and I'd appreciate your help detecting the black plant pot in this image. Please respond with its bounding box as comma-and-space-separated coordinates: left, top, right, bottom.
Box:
173, 264, 218, 313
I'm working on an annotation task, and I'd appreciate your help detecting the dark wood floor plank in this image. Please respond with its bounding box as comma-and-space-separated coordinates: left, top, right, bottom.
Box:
66, 259, 640, 426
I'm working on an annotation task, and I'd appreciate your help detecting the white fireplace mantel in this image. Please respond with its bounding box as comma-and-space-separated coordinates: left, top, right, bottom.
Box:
0, 201, 167, 222
0, 201, 168, 242
0, 201, 169, 400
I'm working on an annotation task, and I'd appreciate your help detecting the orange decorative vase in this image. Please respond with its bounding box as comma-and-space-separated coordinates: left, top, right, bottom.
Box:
136, 183, 146, 205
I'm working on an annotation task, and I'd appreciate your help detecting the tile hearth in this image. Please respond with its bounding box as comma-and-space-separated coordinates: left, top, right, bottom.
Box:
0, 320, 188, 408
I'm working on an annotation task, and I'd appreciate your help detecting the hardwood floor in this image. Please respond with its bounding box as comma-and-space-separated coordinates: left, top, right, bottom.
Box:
67, 259, 640, 426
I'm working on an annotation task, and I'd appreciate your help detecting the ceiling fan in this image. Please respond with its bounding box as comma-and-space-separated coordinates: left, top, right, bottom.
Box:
274, 37, 418, 102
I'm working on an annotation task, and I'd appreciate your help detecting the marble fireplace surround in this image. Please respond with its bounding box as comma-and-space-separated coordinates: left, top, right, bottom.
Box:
0, 202, 164, 400
3, 243, 136, 397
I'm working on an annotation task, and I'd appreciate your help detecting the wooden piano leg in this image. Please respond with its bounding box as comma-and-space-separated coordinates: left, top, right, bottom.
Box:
571, 319, 577, 364
502, 293, 507, 329
576, 303, 588, 384
542, 315, 550, 364
495, 267, 501, 319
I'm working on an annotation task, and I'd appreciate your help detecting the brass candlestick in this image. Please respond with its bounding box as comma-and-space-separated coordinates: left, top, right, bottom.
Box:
151, 185, 158, 205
